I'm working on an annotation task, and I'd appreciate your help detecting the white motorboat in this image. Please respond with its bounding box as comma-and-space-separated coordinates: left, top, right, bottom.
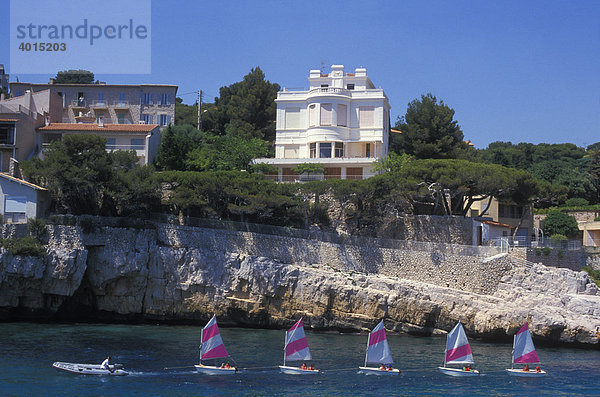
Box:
358, 320, 401, 376
279, 318, 319, 375
506, 322, 547, 377
438, 322, 480, 377
52, 361, 128, 376
194, 315, 237, 375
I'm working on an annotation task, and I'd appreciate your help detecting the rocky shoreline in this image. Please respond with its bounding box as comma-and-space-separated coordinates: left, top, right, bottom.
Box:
0, 224, 599, 347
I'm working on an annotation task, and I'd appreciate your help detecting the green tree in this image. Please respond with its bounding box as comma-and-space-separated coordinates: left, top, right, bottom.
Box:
542, 211, 579, 238
185, 134, 270, 172
155, 125, 204, 170
201, 67, 280, 141
54, 69, 95, 84
174, 97, 198, 127
393, 93, 470, 159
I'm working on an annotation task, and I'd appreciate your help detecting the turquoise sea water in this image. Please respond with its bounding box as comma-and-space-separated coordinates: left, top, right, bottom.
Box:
0, 323, 598, 396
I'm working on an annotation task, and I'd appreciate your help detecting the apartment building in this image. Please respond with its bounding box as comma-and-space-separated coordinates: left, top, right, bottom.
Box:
10, 81, 177, 129
253, 65, 390, 181
0, 65, 8, 98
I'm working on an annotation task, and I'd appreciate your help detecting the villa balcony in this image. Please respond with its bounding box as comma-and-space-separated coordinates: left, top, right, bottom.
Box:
307, 87, 351, 98
90, 100, 108, 109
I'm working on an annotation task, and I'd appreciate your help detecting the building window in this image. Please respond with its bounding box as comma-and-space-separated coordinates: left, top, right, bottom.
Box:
337, 104, 347, 126
320, 142, 331, 158
96, 111, 104, 124
141, 93, 153, 105
4, 196, 26, 223
130, 138, 145, 150
285, 107, 301, 129
141, 114, 153, 124
159, 114, 171, 126
334, 142, 344, 158
159, 93, 171, 105
117, 113, 125, 124
359, 106, 375, 128
320, 104, 332, 126
118, 92, 126, 105
346, 83, 355, 90
0, 124, 15, 144
97, 92, 104, 105
106, 138, 116, 150
310, 143, 316, 158
308, 104, 317, 127
321, 84, 329, 88
365, 143, 371, 158
77, 92, 85, 106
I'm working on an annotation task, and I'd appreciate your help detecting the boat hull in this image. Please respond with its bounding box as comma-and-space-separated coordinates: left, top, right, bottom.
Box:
279, 365, 319, 375
194, 364, 236, 375
52, 362, 128, 376
438, 367, 480, 377
506, 368, 547, 377
358, 366, 401, 375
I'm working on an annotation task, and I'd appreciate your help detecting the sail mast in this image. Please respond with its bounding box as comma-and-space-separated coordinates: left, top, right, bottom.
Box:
364, 329, 370, 367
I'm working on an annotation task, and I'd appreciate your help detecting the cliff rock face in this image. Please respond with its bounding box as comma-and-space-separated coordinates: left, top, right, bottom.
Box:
0, 224, 599, 346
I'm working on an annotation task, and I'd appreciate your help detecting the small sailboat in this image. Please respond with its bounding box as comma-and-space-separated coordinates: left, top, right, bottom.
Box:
438, 322, 480, 376
358, 320, 401, 375
279, 318, 319, 374
194, 315, 237, 375
506, 322, 547, 377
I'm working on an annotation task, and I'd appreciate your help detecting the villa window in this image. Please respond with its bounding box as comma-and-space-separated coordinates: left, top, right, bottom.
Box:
159, 93, 172, 105
320, 142, 332, 158
141, 114, 153, 124
285, 107, 301, 129
118, 92, 126, 105
337, 104, 347, 126
346, 83, 355, 90
105, 138, 116, 150
97, 92, 104, 105
130, 138, 145, 150
320, 103, 332, 126
159, 114, 171, 126
334, 142, 344, 158
321, 84, 329, 88
96, 111, 105, 124
359, 106, 375, 128
308, 104, 317, 127
0, 125, 15, 144
117, 113, 125, 124
309, 143, 317, 158
141, 93, 153, 105
365, 143, 371, 158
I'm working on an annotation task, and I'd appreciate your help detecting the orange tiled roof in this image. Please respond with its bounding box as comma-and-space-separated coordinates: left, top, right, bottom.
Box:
480, 220, 512, 228
39, 123, 159, 132
0, 118, 19, 122
390, 128, 402, 134
0, 173, 47, 191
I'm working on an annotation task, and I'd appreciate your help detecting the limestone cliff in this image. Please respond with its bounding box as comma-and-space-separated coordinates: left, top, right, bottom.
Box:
0, 224, 598, 346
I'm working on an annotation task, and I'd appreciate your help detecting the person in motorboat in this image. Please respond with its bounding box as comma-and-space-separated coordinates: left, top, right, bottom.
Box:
522, 364, 529, 372
101, 356, 114, 373
379, 364, 386, 371
301, 362, 308, 370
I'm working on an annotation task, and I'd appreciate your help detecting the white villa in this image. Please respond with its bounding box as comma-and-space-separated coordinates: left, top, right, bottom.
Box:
253, 65, 391, 181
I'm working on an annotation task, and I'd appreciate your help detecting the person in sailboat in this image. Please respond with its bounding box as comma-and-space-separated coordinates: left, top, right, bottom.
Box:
101, 356, 114, 373
301, 362, 308, 370
379, 364, 386, 371
535, 366, 541, 373
387, 365, 393, 371
522, 364, 529, 372
464, 364, 472, 372
309, 363, 315, 371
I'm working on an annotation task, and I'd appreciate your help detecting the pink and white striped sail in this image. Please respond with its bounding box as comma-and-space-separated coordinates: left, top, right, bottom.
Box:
444, 322, 474, 365
284, 318, 312, 362
365, 320, 393, 365
200, 315, 229, 360
512, 322, 540, 364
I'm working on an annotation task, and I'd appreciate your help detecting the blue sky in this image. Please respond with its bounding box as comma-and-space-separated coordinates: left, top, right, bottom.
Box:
1, 0, 598, 149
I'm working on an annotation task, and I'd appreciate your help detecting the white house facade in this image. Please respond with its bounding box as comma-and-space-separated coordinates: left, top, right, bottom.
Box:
254, 65, 390, 181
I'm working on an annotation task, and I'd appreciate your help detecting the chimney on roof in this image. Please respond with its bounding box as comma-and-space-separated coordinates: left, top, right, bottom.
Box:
9, 158, 20, 178
98, 116, 104, 127
45, 116, 50, 126
48, 78, 55, 85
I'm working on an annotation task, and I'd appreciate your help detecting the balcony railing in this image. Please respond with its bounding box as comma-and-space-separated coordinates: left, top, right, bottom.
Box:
113, 100, 130, 107
90, 100, 108, 108
308, 87, 351, 97
261, 173, 367, 183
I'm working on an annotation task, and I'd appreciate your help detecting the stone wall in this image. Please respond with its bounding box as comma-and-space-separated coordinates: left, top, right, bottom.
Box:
526, 248, 584, 271
374, 215, 474, 245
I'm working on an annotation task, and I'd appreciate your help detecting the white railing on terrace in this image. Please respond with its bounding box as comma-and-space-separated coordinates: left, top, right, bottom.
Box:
113, 100, 130, 107
308, 87, 351, 96
90, 100, 108, 107
488, 236, 582, 250
262, 174, 368, 182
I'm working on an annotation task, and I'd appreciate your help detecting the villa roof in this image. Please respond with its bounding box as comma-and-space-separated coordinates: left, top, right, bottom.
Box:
39, 123, 158, 133
480, 220, 512, 228
0, 173, 47, 191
